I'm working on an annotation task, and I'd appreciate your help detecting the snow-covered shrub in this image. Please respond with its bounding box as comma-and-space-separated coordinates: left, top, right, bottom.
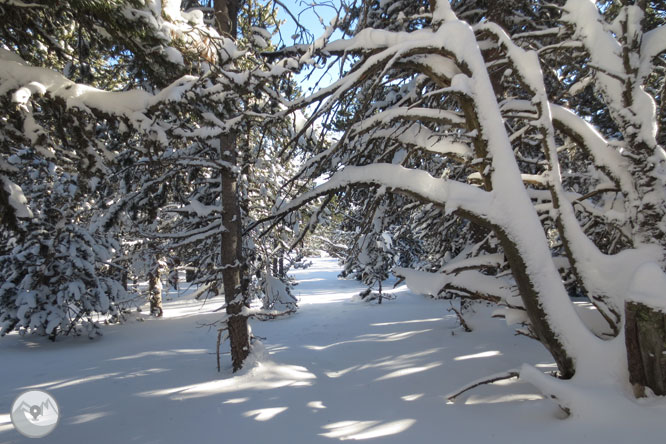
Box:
0, 220, 127, 338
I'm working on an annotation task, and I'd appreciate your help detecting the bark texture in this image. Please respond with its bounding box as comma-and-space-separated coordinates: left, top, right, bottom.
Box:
215, 0, 249, 372
148, 268, 163, 317
496, 229, 575, 379
625, 301, 666, 396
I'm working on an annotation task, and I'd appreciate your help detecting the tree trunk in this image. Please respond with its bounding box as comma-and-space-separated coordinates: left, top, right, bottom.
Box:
219, 132, 249, 371
186, 268, 195, 283
148, 267, 163, 317
215, 0, 249, 372
496, 228, 576, 379
457, 87, 577, 378
625, 301, 666, 396
377, 280, 382, 305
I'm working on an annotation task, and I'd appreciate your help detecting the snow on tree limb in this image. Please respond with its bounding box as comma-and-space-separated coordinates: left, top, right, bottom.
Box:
0, 56, 199, 126
350, 107, 465, 135
550, 104, 637, 201
562, 0, 661, 151
395, 266, 510, 303
274, 163, 497, 224
639, 25, 666, 83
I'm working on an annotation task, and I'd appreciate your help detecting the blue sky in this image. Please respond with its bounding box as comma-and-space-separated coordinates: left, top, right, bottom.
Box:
271, 0, 345, 92
272, 0, 342, 47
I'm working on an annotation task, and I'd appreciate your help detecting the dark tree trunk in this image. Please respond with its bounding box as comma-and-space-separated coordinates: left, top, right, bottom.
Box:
169, 270, 178, 290
272, 253, 285, 278
625, 301, 666, 396
219, 132, 249, 371
377, 280, 382, 305
496, 228, 575, 379
148, 268, 163, 317
453, 63, 576, 379
215, 0, 249, 372
186, 268, 195, 283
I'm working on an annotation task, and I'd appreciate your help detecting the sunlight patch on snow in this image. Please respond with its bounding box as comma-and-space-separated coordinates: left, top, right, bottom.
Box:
320, 419, 417, 440
110, 349, 207, 361
370, 318, 443, 326
68, 412, 109, 425
401, 393, 424, 401
21, 377, 78, 389
243, 407, 288, 421
375, 362, 442, 381
290, 260, 340, 275
265, 345, 289, 355
374, 348, 441, 361
325, 366, 359, 379
45, 372, 121, 389
360, 330, 433, 342
464, 393, 544, 405
358, 349, 443, 373
304, 342, 349, 351
114, 368, 169, 380
137, 361, 315, 400
491, 377, 520, 387
297, 278, 326, 283
23, 368, 169, 391
305, 329, 433, 351
159, 301, 224, 319
323, 349, 443, 381
454, 350, 501, 361
320, 421, 379, 439
307, 400, 327, 409
535, 362, 557, 369
0, 416, 14, 433
223, 397, 249, 404
298, 290, 361, 305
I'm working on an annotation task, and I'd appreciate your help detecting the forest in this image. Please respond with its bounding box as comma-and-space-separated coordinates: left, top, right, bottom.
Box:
1, 0, 666, 441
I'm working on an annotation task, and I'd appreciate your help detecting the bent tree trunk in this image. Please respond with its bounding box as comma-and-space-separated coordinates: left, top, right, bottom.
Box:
497, 229, 575, 378
457, 90, 577, 379
215, 0, 249, 372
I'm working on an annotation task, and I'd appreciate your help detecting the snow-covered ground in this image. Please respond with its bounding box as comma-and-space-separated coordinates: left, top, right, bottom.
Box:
0, 257, 662, 443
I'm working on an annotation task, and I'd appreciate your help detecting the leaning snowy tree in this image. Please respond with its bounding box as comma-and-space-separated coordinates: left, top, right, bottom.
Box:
267, 0, 666, 413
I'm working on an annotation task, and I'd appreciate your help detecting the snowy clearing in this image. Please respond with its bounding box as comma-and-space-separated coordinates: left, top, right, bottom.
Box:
1, 258, 663, 443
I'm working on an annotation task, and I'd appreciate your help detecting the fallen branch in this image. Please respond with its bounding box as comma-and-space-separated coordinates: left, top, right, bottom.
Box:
448, 303, 472, 332
254, 307, 298, 321
446, 370, 520, 402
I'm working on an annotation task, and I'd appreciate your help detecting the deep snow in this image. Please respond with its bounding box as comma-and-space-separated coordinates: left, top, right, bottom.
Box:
0, 257, 663, 443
